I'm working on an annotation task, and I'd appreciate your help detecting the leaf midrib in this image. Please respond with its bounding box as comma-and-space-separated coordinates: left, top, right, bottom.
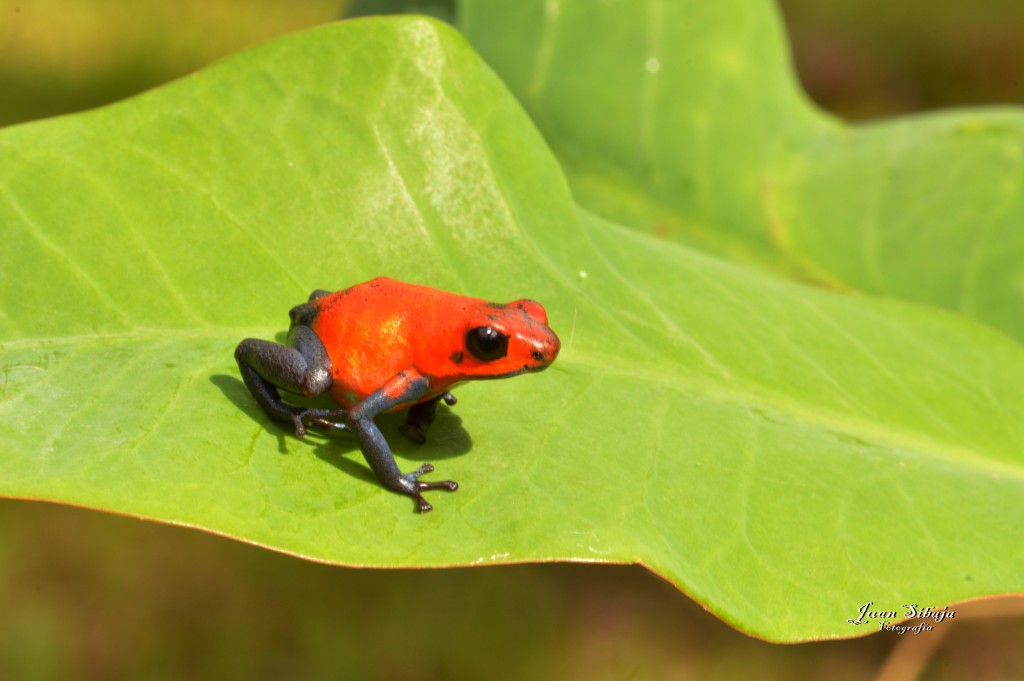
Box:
4, 326, 1022, 481
561, 351, 1024, 482
0, 327, 264, 352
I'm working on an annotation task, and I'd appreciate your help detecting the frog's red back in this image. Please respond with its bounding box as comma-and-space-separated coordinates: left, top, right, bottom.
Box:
304, 277, 559, 409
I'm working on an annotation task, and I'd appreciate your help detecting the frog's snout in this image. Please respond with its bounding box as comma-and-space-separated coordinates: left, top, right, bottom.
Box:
529, 326, 560, 369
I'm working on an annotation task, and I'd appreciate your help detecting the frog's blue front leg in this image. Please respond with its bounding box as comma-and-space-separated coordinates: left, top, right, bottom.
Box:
347, 370, 458, 513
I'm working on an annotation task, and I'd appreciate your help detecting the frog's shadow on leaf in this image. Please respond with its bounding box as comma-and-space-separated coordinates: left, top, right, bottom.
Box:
208, 373, 473, 481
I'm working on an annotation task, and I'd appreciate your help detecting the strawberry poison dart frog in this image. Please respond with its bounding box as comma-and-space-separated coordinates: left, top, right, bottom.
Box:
235, 277, 560, 512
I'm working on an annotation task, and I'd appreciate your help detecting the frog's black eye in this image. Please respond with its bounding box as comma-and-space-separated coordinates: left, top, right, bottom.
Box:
465, 326, 509, 362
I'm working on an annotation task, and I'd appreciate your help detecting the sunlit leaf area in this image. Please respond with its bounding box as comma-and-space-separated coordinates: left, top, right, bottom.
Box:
2, 0, 1023, 678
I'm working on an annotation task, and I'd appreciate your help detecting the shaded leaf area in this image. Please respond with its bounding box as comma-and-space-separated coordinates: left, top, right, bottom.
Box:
771, 111, 1024, 343
459, 0, 825, 270
458, 0, 1024, 342
1, 16, 1023, 642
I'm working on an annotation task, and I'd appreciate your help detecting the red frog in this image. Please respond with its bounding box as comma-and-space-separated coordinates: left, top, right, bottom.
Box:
235, 277, 560, 512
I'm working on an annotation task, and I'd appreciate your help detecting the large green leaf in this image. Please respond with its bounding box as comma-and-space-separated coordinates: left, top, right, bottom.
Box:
458, 0, 1024, 342
1, 16, 1022, 643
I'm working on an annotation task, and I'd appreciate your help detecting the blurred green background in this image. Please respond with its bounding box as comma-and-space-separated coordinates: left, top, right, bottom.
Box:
4, 0, 1024, 128
2, 1, 1023, 679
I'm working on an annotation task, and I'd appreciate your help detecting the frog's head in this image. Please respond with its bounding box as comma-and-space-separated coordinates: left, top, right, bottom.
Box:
456, 299, 560, 379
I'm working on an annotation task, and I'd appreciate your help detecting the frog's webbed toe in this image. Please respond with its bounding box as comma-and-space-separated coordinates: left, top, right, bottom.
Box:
293, 408, 350, 437
401, 463, 458, 513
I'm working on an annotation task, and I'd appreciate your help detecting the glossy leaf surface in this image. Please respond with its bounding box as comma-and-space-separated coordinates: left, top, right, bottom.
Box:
1, 15, 1022, 642
459, 0, 1024, 342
